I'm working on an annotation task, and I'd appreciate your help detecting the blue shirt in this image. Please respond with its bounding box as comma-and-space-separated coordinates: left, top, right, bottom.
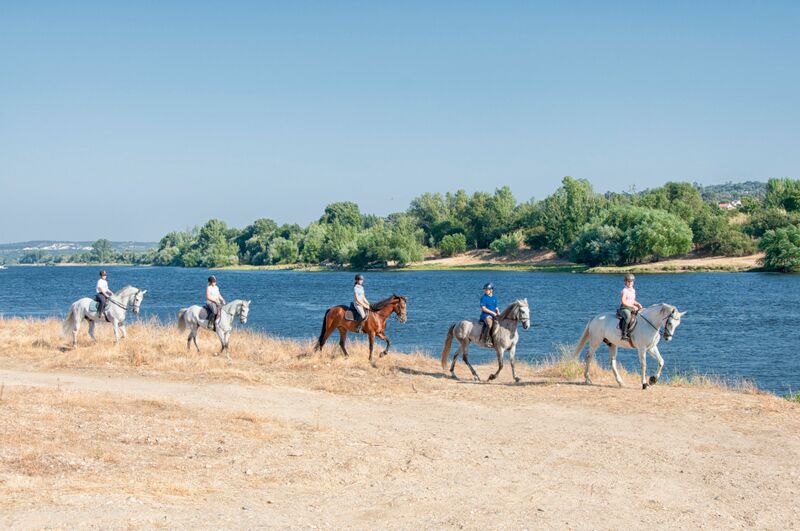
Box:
480, 294, 498, 321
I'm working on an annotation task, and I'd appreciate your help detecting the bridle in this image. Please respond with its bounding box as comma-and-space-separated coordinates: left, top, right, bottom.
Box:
108, 289, 142, 311
638, 308, 678, 340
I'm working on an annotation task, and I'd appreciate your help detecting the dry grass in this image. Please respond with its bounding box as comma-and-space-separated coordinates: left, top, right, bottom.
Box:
0, 317, 763, 396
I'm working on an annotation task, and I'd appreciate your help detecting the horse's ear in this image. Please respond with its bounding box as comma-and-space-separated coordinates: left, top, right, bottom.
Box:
142, 290, 147, 294
679, 310, 687, 317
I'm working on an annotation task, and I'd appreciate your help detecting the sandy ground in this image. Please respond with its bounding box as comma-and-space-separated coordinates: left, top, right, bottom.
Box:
413, 250, 763, 272
2, 333, 799, 529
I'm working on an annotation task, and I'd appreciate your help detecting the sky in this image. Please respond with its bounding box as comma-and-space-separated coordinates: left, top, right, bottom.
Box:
1, 1, 798, 242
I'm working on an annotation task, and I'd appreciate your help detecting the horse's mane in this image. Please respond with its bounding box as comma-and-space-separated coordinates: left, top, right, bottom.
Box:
498, 300, 519, 320
370, 294, 404, 311
116, 285, 137, 296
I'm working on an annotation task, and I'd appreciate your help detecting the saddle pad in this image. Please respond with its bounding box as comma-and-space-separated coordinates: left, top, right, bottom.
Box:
344, 310, 355, 321
199, 308, 210, 321
89, 301, 99, 313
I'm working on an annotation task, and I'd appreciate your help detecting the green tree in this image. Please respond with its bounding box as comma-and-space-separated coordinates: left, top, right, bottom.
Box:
439, 233, 467, 257
601, 206, 693, 263
194, 219, 239, 267
320, 201, 362, 228
489, 231, 524, 257
765, 178, 800, 212
744, 208, 800, 238
91, 239, 114, 263
538, 176, 603, 254
570, 225, 623, 266
300, 222, 327, 263
760, 225, 800, 272
637, 182, 706, 225
268, 237, 300, 264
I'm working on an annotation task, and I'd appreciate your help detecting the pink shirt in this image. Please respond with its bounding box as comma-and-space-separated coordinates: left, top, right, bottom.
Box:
621, 286, 636, 307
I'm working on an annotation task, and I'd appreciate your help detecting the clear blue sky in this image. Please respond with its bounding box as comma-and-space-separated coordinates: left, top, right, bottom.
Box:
1, 1, 798, 242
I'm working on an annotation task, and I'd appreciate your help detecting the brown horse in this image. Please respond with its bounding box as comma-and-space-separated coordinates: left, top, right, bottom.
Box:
315, 294, 407, 364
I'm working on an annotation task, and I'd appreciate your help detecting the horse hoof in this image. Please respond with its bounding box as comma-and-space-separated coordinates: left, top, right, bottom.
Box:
584, 378, 592, 386
488, 374, 496, 381
379, 351, 387, 358
514, 377, 521, 384
450, 373, 458, 380
649, 376, 658, 385
642, 383, 649, 390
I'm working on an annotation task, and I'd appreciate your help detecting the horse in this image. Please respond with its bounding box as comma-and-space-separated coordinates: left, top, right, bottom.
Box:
176, 299, 251, 360
573, 303, 686, 389
63, 285, 147, 348
440, 299, 531, 383
315, 294, 407, 365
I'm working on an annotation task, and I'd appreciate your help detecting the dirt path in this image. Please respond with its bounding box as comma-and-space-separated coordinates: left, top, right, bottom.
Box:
2, 366, 799, 529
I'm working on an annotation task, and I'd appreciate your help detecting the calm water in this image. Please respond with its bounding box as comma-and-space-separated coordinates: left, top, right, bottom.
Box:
1, 266, 798, 395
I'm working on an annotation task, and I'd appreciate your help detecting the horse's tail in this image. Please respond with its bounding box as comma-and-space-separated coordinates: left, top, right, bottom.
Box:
441, 323, 456, 369
62, 304, 78, 336
573, 324, 590, 359
316, 308, 332, 350
176, 309, 188, 332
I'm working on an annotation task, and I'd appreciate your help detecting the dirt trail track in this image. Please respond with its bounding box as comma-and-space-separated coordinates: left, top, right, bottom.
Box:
2, 366, 799, 529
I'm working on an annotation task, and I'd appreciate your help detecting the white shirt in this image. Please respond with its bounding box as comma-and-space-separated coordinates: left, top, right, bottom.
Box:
96, 279, 110, 294
207, 285, 222, 302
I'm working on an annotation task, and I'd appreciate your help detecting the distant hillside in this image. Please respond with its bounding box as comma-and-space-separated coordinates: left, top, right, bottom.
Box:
696, 181, 767, 202
0, 241, 157, 260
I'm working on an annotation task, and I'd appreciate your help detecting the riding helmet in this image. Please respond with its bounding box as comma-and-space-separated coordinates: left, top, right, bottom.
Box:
624, 273, 635, 282
483, 283, 494, 290
355, 274, 364, 282
99, 270, 107, 277
208, 275, 217, 283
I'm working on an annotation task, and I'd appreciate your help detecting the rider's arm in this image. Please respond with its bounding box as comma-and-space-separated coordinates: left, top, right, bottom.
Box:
481, 305, 493, 315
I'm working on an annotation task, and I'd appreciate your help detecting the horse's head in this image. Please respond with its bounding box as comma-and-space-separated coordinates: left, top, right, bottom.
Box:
517, 298, 531, 330
238, 300, 251, 324
663, 306, 686, 341
132, 289, 147, 314
394, 295, 408, 323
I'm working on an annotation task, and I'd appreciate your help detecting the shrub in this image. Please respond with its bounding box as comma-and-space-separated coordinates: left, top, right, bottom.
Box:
439, 233, 467, 257
570, 225, 623, 266
490, 231, 524, 257
760, 225, 800, 272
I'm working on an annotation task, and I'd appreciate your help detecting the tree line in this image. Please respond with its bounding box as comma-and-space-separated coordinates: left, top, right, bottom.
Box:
147, 177, 800, 272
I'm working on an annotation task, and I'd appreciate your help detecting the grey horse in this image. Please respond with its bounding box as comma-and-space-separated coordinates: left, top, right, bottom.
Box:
573, 303, 686, 389
440, 299, 531, 382
63, 285, 147, 348
177, 300, 251, 360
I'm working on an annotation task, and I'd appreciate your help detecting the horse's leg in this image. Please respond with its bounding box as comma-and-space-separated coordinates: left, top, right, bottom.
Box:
377, 331, 390, 357
192, 325, 201, 352
215, 329, 225, 357
608, 344, 624, 387
448, 341, 462, 378
368, 333, 376, 366
72, 312, 81, 348
508, 343, 520, 383
223, 332, 232, 362
638, 347, 649, 389
461, 343, 481, 382
338, 328, 349, 357
111, 320, 120, 344
648, 345, 664, 385
88, 320, 97, 343
487, 347, 504, 381
584, 340, 602, 385
120, 323, 127, 339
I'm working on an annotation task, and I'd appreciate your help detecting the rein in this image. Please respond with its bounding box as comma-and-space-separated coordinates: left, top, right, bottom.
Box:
108, 290, 140, 311
637, 308, 674, 339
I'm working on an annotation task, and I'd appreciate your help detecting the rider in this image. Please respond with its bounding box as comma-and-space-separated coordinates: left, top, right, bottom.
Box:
95, 270, 113, 320
479, 283, 500, 345
206, 275, 226, 331
353, 274, 370, 333
619, 272, 643, 341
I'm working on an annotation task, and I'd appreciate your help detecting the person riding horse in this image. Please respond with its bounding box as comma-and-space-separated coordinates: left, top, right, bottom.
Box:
479, 283, 500, 346
353, 274, 370, 333
619, 273, 643, 341
206, 275, 226, 331
95, 270, 113, 321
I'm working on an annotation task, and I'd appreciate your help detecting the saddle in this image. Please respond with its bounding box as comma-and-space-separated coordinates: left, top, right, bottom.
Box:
200, 304, 217, 330
90, 298, 107, 321
343, 303, 368, 322
616, 308, 638, 334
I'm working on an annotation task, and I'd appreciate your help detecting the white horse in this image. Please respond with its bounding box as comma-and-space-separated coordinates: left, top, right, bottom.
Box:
63, 285, 147, 348
176, 300, 251, 360
441, 299, 531, 383
573, 303, 686, 389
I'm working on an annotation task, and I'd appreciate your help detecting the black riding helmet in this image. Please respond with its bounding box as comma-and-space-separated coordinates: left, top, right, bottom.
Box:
208, 275, 217, 284
99, 270, 107, 277
355, 274, 364, 282
483, 283, 494, 291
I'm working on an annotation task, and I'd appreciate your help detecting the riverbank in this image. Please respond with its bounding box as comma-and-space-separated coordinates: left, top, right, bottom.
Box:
1, 318, 798, 528
214, 250, 764, 273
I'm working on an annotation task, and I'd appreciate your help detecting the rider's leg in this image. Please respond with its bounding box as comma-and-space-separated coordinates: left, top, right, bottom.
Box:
481, 316, 494, 344
354, 304, 366, 333
97, 293, 107, 320
620, 307, 632, 340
